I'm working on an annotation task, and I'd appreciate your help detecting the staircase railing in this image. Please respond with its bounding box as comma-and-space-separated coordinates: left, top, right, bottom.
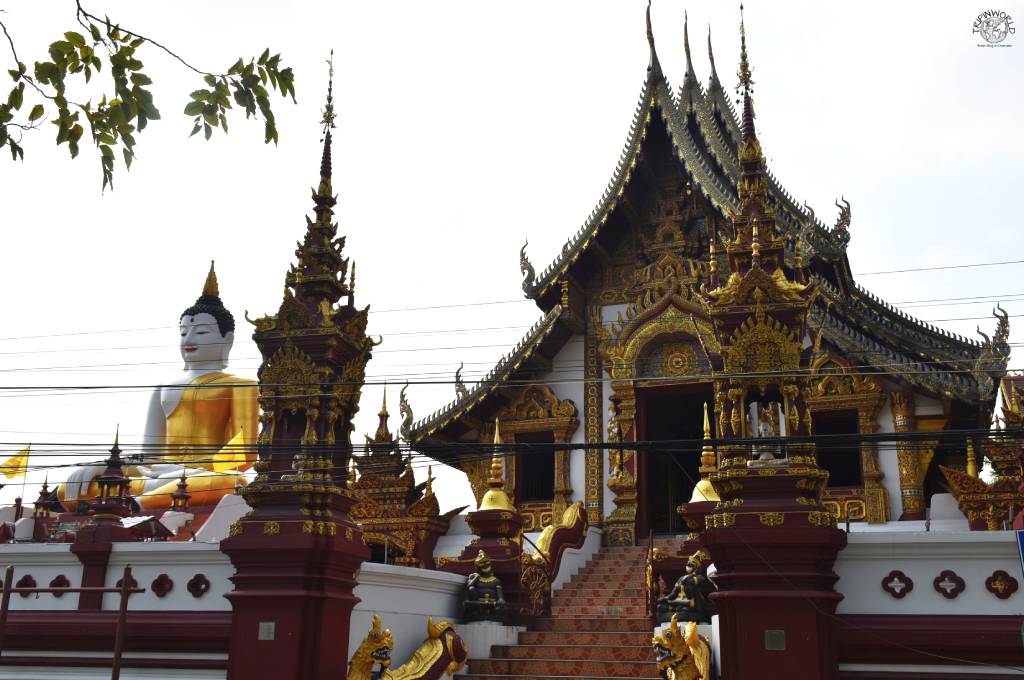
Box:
644, 529, 657, 619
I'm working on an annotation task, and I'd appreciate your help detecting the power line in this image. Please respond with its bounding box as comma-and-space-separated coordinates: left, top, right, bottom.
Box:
857, 259, 1024, 276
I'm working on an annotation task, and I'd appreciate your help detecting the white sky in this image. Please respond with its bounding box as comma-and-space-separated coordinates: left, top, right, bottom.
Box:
0, 0, 1021, 511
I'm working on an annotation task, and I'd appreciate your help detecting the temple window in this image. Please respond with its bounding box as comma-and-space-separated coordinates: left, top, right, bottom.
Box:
811, 409, 862, 487
515, 430, 555, 502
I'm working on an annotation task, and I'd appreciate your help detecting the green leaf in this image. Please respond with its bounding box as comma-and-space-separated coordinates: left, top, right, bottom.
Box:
189, 120, 202, 137
204, 74, 217, 87
89, 24, 102, 42
64, 32, 86, 48
228, 58, 244, 75
28, 104, 44, 122
258, 48, 270, 65
203, 122, 212, 140
130, 37, 145, 48
219, 112, 228, 132
183, 100, 204, 116
123, 146, 133, 169
130, 73, 152, 86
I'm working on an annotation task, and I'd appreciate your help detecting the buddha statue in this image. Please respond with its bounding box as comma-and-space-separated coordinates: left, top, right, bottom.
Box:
656, 550, 716, 624
59, 263, 258, 511
462, 550, 507, 622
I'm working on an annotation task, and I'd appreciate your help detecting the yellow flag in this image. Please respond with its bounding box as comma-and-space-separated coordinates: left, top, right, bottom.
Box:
0, 447, 29, 479
212, 430, 251, 473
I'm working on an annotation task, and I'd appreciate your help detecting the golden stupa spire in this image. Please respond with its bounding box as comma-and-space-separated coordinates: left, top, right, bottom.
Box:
203, 260, 219, 297
737, 4, 754, 96
426, 465, 434, 495
479, 419, 515, 511
689, 403, 720, 503
966, 439, 978, 478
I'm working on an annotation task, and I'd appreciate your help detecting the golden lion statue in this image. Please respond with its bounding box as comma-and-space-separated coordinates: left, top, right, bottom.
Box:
652, 613, 712, 680
348, 614, 468, 680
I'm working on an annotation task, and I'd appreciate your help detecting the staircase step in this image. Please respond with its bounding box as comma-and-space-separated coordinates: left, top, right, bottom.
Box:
533, 617, 652, 632
518, 631, 652, 646
569, 574, 643, 586
469, 658, 658, 678
550, 596, 646, 608
550, 605, 647, 617
557, 586, 645, 597
494, 644, 653, 662
463, 676, 659, 680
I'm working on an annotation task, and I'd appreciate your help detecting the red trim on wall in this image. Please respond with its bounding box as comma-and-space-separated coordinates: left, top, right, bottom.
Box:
837, 614, 1023, 667
1, 610, 230, 654
0, 656, 226, 671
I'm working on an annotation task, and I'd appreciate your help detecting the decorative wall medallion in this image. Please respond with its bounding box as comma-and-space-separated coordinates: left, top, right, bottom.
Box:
759, 512, 784, 527
15, 574, 36, 598
49, 574, 70, 597
151, 573, 174, 598
882, 570, 913, 599
932, 570, 965, 599
985, 570, 1019, 600
187, 573, 211, 598
115, 575, 139, 590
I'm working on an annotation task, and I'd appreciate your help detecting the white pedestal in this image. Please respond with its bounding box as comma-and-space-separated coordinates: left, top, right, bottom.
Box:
456, 620, 525, 675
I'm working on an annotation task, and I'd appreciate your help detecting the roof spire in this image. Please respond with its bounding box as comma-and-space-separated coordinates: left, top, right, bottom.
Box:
707, 25, 718, 77
736, 5, 757, 142
374, 385, 392, 442
683, 10, 691, 63
737, 4, 754, 97
318, 50, 336, 194
645, 0, 662, 73
202, 261, 219, 297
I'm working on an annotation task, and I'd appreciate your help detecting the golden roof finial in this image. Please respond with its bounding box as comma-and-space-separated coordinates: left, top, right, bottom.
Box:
966, 439, 978, 478
202, 260, 219, 297
348, 456, 357, 487
736, 4, 754, 96
479, 419, 515, 511
349, 261, 356, 296
645, 0, 661, 71
426, 465, 434, 495
379, 385, 388, 418
690, 402, 720, 502
321, 49, 336, 136
683, 10, 691, 61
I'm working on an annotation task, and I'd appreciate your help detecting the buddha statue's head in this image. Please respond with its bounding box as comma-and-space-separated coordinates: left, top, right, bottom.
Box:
179, 261, 235, 370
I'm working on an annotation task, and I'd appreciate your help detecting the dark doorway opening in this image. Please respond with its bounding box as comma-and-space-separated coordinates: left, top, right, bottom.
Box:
638, 385, 713, 536
515, 430, 555, 503
812, 410, 863, 488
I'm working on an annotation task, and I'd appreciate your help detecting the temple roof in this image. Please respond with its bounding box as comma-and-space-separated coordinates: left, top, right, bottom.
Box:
410, 9, 1002, 444
410, 305, 569, 441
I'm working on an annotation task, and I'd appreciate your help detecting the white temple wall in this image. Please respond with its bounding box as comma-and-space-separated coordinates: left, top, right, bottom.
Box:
835, 531, 1023, 616
434, 513, 474, 560
349, 562, 464, 667
104, 542, 233, 611
1, 543, 82, 611
533, 333, 587, 506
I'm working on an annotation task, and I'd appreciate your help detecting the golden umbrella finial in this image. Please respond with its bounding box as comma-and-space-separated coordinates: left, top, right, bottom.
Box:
202, 260, 219, 297
689, 402, 720, 503
479, 419, 515, 511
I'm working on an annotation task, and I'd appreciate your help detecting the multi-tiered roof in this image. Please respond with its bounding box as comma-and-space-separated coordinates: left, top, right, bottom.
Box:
410, 8, 1005, 444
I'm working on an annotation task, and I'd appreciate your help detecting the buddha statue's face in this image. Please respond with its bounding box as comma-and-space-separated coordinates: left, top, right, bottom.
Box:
179, 312, 233, 369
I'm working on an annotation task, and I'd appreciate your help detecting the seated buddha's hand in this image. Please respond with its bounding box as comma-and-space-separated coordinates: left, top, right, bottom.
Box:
135, 463, 185, 479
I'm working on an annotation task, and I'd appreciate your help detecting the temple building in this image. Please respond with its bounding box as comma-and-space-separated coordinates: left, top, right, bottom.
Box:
408, 9, 1010, 543
0, 7, 1021, 680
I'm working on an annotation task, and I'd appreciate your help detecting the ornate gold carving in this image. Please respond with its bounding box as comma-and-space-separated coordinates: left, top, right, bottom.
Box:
759, 512, 784, 527
494, 384, 580, 517
941, 466, 1024, 530
584, 309, 604, 526
263, 521, 281, 535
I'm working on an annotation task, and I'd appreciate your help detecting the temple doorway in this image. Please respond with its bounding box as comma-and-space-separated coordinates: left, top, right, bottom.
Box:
637, 384, 714, 536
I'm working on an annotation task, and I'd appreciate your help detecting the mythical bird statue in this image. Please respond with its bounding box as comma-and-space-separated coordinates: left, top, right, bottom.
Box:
832, 197, 851, 245
399, 383, 414, 441
652, 614, 712, 680
520, 240, 536, 295
347, 614, 468, 680
454, 362, 469, 400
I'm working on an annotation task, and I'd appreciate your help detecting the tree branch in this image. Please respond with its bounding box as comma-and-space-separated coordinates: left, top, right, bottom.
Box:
0, 16, 54, 100
74, 0, 223, 78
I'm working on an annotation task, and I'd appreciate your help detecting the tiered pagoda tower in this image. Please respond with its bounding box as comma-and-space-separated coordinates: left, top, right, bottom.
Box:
220, 58, 376, 680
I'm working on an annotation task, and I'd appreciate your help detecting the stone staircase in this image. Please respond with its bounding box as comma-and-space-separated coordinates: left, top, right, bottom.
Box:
463, 545, 658, 680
